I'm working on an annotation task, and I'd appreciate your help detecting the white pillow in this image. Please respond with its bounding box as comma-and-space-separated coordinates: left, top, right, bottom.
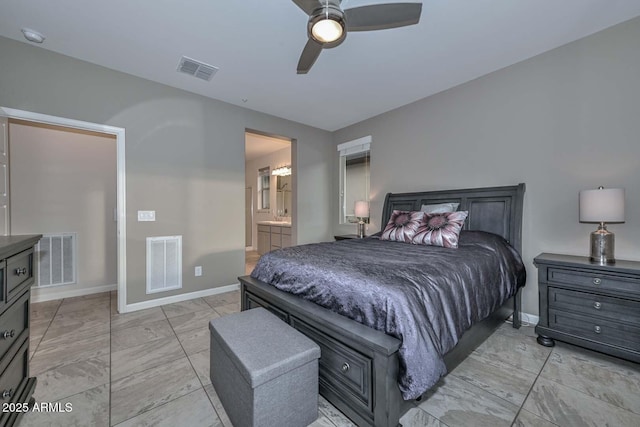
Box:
420, 202, 460, 213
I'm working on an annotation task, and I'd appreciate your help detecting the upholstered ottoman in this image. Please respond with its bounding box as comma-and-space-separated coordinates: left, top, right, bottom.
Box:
209, 307, 321, 427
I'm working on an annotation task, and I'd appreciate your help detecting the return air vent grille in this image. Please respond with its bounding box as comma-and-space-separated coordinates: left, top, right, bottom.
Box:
177, 56, 218, 81
146, 235, 182, 294
36, 233, 77, 288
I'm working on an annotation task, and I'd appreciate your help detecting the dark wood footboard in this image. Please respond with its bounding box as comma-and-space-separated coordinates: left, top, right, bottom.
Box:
240, 275, 521, 427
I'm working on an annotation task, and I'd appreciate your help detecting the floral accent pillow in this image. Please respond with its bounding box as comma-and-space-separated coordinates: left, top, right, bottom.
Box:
412, 211, 468, 248
381, 210, 424, 243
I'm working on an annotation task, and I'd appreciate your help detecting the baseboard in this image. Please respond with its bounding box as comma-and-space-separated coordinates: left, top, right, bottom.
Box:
507, 311, 539, 327
122, 283, 240, 313
31, 283, 117, 303
521, 312, 540, 326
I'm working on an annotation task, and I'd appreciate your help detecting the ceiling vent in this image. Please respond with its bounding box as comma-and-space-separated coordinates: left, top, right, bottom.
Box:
177, 56, 218, 81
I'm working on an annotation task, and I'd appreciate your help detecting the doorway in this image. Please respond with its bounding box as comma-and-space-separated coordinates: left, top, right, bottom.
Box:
0, 107, 128, 313
244, 131, 293, 273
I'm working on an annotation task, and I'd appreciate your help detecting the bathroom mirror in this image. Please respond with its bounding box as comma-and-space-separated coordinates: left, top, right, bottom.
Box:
276, 175, 292, 217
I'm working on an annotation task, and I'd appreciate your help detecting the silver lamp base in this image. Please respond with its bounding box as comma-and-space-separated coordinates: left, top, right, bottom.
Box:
590, 223, 615, 264
357, 221, 365, 239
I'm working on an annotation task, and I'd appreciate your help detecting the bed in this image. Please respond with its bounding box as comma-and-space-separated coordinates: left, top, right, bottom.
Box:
239, 183, 526, 427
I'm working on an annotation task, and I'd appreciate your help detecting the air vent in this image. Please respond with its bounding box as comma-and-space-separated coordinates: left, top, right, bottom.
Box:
177, 56, 218, 81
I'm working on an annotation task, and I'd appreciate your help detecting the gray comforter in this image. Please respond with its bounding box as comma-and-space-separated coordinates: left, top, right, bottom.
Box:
250, 231, 526, 400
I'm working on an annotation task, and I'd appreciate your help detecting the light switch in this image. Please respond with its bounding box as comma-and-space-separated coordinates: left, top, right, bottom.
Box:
138, 210, 156, 221
195, 266, 203, 277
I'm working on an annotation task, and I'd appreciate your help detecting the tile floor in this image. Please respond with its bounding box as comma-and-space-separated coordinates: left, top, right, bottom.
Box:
20, 290, 640, 427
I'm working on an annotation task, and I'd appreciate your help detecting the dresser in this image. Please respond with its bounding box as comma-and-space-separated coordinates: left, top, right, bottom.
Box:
0, 235, 41, 427
534, 253, 640, 363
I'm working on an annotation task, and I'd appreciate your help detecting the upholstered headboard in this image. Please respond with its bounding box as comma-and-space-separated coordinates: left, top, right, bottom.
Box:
381, 183, 526, 254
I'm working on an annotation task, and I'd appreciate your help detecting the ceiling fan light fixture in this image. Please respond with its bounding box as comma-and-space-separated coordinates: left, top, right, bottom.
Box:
308, 3, 345, 45
311, 18, 343, 43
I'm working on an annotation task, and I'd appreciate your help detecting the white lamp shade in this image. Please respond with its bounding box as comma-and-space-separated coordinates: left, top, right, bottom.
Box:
354, 200, 369, 218
579, 188, 625, 223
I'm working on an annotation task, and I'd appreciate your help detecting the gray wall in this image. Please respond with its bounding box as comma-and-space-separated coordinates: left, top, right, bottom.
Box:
0, 36, 333, 305
333, 17, 640, 316
10, 121, 117, 296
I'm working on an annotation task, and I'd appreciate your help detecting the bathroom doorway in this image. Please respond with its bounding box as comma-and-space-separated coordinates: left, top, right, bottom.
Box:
244, 131, 293, 274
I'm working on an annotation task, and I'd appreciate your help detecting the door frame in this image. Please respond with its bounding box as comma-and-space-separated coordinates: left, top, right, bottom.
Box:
0, 107, 127, 313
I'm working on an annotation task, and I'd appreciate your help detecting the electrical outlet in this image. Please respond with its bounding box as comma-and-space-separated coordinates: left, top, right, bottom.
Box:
195, 266, 202, 277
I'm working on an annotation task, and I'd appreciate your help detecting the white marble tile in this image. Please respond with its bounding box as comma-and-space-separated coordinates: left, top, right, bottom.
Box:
113, 388, 221, 427
541, 343, 640, 415
161, 298, 211, 318
110, 319, 174, 352
167, 308, 219, 334
523, 376, 640, 427
450, 353, 537, 406
111, 335, 185, 381
19, 384, 109, 427
110, 357, 201, 425
418, 375, 519, 427
111, 306, 166, 331
34, 355, 110, 402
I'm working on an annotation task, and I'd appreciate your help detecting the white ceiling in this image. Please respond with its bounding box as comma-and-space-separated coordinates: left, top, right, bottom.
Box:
2, 1, 639, 131
245, 132, 291, 162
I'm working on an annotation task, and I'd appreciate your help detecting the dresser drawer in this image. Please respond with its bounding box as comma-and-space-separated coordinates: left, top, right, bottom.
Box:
291, 316, 372, 412
549, 309, 640, 352
0, 340, 29, 405
549, 287, 640, 327
6, 249, 34, 303
0, 292, 29, 365
547, 267, 640, 296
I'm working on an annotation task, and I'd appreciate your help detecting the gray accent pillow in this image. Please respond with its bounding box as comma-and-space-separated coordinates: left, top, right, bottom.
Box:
420, 202, 460, 213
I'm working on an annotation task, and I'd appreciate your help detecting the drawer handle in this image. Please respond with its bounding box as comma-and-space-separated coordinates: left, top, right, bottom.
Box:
341, 362, 350, 373
2, 388, 13, 399
1, 330, 15, 339
592, 278, 602, 285
593, 302, 602, 310
594, 326, 602, 334
14, 267, 27, 276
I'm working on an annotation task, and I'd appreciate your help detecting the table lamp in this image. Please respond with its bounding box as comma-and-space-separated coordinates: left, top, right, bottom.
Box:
354, 200, 369, 238
579, 186, 625, 264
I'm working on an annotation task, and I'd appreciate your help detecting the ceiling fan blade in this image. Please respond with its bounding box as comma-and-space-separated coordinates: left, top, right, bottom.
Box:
297, 39, 323, 74
292, 0, 322, 16
345, 3, 422, 32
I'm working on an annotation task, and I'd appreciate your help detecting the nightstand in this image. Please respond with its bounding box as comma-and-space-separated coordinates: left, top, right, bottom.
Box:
534, 253, 640, 363
334, 234, 361, 241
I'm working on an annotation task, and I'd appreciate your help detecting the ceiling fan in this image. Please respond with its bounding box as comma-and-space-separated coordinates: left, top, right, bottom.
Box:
293, 0, 423, 74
